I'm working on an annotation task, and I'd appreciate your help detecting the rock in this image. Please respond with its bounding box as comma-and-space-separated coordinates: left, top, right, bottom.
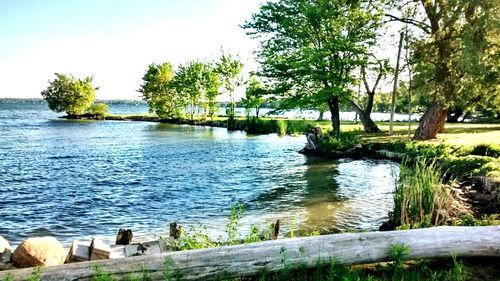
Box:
0, 261, 16, 271
12, 237, 66, 268
0, 235, 11, 253
1, 249, 12, 263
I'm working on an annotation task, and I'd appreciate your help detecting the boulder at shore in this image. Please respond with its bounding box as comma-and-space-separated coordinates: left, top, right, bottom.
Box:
12, 237, 66, 268
0, 235, 11, 253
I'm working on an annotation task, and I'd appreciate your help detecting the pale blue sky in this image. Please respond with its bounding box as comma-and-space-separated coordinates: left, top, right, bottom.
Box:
0, 0, 263, 99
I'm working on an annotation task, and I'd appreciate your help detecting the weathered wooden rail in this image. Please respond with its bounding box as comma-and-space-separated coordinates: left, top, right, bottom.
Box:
1, 226, 499, 280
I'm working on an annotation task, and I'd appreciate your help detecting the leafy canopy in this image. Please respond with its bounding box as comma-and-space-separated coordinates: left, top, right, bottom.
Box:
138, 63, 185, 119
41, 73, 97, 116
243, 0, 383, 133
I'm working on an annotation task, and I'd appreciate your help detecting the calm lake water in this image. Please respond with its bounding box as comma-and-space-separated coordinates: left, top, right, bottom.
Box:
0, 101, 398, 246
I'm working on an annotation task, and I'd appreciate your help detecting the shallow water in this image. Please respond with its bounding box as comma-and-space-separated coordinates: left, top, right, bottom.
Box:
0, 101, 398, 246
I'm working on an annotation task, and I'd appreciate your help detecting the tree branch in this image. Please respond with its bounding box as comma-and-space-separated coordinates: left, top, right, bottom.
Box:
384, 14, 431, 34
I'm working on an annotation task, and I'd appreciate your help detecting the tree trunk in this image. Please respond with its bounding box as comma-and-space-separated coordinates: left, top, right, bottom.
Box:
327, 97, 340, 137
2, 226, 499, 281
413, 101, 448, 140
317, 111, 324, 121
349, 100, 381, 133
255, 107, 260, 118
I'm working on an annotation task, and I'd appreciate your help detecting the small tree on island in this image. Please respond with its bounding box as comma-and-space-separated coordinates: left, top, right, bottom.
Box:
41, 73, 98, 116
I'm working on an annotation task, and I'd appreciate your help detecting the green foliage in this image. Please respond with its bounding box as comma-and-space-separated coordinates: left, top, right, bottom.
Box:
26, 267, 41, 281
318, 131, 360, 152
455, 214, 500, 226
87, 103, 109, 117
393, 159, 467, 228
243, 0, 384, 135
41, 73, 97, 116
442, 155, 499, 178
216, 51, 243, 118
92, 265, 115, 281
176, 225, 219, 251
226, 203, 244, 244
1, 274, 14, 281
242, 76, 267, 118
390, 244, 410, 279
276, 120, 288, 136
139, 63, 184, 119
246, 117, 277, 134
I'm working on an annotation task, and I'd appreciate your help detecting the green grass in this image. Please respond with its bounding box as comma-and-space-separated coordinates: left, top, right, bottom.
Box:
393, 159, 469, 229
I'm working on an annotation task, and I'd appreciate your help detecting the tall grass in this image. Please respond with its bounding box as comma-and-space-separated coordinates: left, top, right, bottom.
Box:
393, 159, 469, 228
276, 120, 288, 136
318, 131, 360, 152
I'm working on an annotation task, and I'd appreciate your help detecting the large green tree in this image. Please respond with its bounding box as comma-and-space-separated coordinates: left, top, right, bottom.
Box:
41, 73, 97, 116
387, 0, 499, 139
138, 63, 184, 119
243, 0, 383, 136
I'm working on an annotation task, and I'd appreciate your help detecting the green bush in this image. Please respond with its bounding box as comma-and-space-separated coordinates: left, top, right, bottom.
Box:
318, 131, 360, 152
87, 103, 109, 117
286, 120, 315, 135
442, 155, 497, 178
245, 117, 277, 134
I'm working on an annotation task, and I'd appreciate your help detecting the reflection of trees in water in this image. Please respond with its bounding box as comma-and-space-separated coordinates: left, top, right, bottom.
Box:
250, 156, 349, 234
299, 157, 347, 234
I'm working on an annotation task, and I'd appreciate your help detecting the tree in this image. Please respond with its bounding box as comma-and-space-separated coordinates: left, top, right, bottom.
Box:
387, 0, 499, 139
201, 63, 222, 120
241, 76, 266, 118
41, 73, 97, 116
138, 63, 184, 119
349, 59, 391, 133
174, 61, 205, 120
216, 51, 243, 118
243, 0, 383, 136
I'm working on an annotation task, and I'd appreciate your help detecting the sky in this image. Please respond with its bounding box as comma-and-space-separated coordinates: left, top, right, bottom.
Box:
0, 0, 264, 100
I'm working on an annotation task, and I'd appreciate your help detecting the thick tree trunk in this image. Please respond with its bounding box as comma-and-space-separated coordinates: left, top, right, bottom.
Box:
349, 100, 381, 133
2, 226, 499, 281
413, 101, 448, 140
327, 97, 340, 137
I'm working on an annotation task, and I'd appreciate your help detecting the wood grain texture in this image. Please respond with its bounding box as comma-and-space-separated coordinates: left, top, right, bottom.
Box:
1, 226, 499, 280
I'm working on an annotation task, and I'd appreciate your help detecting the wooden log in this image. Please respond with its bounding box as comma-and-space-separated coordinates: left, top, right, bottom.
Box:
1, 226, 499, 281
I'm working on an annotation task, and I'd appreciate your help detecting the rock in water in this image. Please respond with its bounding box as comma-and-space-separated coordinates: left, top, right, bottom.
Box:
0, 235, 11, 253
12, 237, 66, 268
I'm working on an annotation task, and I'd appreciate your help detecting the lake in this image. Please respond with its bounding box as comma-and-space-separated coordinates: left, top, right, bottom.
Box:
0, 101, 398, 246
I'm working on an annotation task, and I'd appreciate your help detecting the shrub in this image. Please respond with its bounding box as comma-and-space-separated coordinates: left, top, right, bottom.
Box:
286, 120, 315, 135
318, 131, 360, 152
87, 103, 109, 117
245, 117, 277, 134
442, 155, 497, 178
